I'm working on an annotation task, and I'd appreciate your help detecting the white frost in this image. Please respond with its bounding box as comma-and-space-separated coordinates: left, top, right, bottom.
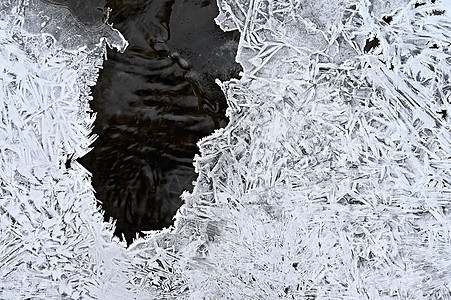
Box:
0, 0, 450, 298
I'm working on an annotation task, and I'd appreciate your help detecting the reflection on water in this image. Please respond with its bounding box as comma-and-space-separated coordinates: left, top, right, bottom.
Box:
78, 0, 241, 242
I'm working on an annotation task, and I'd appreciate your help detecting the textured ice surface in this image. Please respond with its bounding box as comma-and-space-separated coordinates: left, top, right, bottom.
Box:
1, 0, 450, 298
22, 0, 127, 51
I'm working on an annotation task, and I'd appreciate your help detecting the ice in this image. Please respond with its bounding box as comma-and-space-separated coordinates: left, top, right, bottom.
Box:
1, 0, 450, 298
23, 0, 127, 52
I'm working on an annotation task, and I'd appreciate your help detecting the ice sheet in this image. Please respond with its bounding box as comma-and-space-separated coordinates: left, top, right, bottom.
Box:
1, 0, 450, 298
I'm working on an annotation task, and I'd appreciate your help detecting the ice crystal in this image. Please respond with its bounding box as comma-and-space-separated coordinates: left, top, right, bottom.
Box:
0, 0, 450, 298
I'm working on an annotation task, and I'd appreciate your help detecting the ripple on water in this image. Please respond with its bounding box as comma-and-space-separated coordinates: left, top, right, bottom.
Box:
78, 0, 242, 242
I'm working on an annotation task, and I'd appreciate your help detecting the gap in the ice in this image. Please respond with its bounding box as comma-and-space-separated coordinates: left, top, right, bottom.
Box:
78, 0, 242, 244
363, 37, 380, 53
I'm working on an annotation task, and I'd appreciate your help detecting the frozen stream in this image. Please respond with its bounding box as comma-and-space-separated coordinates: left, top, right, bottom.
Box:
0, 0, 450, 298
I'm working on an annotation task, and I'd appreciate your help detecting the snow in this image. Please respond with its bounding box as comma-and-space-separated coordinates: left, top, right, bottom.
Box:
1, 0, 450, 298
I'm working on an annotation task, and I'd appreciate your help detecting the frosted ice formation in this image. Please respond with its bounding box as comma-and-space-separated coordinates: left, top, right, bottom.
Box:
1, 0, 450, 298
22, 0, 127, 51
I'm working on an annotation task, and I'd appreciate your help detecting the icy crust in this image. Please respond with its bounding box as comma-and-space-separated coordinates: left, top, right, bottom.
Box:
0, 1, 140, 299
23, 0, 127, 52
0, 0, 450, 299
183, 0, 451, 298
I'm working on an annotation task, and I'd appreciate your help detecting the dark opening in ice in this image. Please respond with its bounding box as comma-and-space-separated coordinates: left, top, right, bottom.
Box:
78, 0, 241, 243
382, 15, 393, 24
363, 37, 380, 53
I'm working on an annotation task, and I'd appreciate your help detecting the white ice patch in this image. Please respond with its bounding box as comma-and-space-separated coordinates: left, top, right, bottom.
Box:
1, 0, 450, 298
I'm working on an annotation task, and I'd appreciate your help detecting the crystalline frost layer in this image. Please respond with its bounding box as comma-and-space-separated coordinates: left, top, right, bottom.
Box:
0, 0, 450, 299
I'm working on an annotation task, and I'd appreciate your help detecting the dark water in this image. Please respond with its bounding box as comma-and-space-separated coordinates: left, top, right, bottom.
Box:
78, 0, 241, 242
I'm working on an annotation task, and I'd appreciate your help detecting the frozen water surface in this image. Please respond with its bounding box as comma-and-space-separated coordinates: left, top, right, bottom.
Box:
1, 0, 451, 298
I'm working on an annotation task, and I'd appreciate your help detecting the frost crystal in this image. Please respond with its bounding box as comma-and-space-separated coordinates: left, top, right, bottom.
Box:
1, 0, 450, 299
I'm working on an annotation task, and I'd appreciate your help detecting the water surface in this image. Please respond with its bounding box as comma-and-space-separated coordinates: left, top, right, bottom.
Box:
79, 0, 241, 242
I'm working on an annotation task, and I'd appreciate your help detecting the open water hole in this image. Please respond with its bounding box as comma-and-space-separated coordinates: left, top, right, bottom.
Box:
78, 0, 242, 243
